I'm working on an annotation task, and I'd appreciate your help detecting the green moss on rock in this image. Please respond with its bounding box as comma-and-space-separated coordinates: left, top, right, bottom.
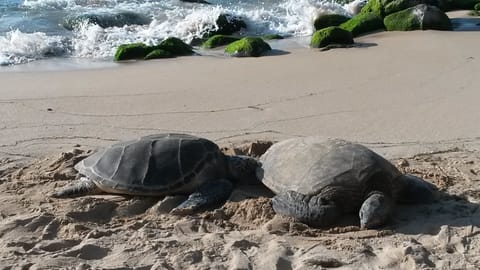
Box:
360, 0, 383, 16
340, 12, 384, 36
310, 26, 354, 48
202, 35, 240, 48
144, 49, 173, 60
384, 4, 452, 31
114, 43, 154, 61
314, 14, 351, 30
114, 37, 193, 61
224, 37, 272, 57
158, 37, 193, 56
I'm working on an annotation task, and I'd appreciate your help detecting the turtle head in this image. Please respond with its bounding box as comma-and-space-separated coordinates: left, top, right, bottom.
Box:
226, 155, 260, 185
359, 191, 393, 229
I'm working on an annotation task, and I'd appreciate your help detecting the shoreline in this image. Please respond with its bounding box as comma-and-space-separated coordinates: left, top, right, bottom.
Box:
1, 10, 478, 73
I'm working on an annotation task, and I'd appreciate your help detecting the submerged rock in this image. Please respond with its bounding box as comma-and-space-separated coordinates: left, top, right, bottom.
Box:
202, 35, 241, 49
224, 37, 271, 57
62, 11, 151, 30
340, 12, 385, 36
314, 14, 351, 31
114, 37, 193, 61
310, 27, 354, 48
384, 4, 452, 31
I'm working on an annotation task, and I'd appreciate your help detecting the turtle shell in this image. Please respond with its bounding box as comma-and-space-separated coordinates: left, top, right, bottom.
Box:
75, 133, 227, 196
257, 138, 402, 199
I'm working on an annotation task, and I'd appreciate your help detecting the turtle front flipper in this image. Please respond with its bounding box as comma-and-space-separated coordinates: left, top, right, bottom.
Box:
271, 190, 340, 227
170, 179, 233, 215
51, 177, 102, 198
359, 191, 394, 229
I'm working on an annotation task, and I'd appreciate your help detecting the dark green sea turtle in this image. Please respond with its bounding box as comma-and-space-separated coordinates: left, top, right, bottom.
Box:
256, 137, 436, 229
52, 133, 258, 214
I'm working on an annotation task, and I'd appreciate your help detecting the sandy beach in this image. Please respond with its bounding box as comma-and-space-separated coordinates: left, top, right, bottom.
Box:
1, 18, 480, 269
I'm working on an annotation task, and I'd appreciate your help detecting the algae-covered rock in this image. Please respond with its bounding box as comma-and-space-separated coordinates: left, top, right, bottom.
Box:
360, 0, 383, 15
384, 4, 452, 31
114, 37, 193, 61
310, 27, 354, 48
262, 34, 284, 40
313, 14, 351, 30
224, 37, 271, 57
202, 35, 240, 48
114, 43, 154, 61
360, 0, 445, 16
340, 12, 384, 36
63, 11, 151, 30
158, 37, 193, 56
144, 49, 173, 60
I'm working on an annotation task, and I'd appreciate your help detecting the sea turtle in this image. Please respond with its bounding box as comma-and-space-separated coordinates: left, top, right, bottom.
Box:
256, 137, 436, 229
52, 133, 259, 214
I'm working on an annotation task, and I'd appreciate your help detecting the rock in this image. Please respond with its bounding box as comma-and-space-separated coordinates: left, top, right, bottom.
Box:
114, 43, 154, 61
157, 37, 193, 56
340, 12, 385, 37
202, 35, 241, 49
313, 14, 350, 31
224, 37, 271, 57
209, 14, 247, 36
443, 0, 480, 10
310, 26, 354, 48
144, 49, 173, 60
62, 11, 151, 30
114, 37, 193, 61
262, 34, 284, 40
384, 4, 452, 31
359, 0, 476, 16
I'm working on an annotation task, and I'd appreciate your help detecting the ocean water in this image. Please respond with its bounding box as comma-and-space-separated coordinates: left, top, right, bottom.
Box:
0, 0, 363, 66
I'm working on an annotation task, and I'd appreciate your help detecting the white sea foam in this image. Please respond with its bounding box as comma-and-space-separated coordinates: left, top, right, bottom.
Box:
0, 30, 69, 65
6, 0, 355, 65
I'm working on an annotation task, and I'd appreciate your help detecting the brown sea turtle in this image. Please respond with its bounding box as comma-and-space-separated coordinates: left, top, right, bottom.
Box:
256, 137, 436, 229
52, 133, 258, 214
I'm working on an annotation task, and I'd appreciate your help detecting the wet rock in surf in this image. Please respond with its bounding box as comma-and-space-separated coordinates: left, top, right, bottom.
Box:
339, 12, 385, 37
114, 37, 193, 61
202, 35, 241, 49
204, 14, 247, 38
62, 11, 151, 30
224, 37, 271, 57
384, 4, 452, 31
313, 14, 350, 31
310, 26, 354, 48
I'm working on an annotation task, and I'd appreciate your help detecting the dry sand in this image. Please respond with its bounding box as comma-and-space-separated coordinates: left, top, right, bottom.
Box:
1, 19, 480, 269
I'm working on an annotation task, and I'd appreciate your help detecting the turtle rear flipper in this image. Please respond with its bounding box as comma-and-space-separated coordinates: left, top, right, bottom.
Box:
51, 178, 103, 198
271, 190, 340, 227
170, 179, 233, 215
